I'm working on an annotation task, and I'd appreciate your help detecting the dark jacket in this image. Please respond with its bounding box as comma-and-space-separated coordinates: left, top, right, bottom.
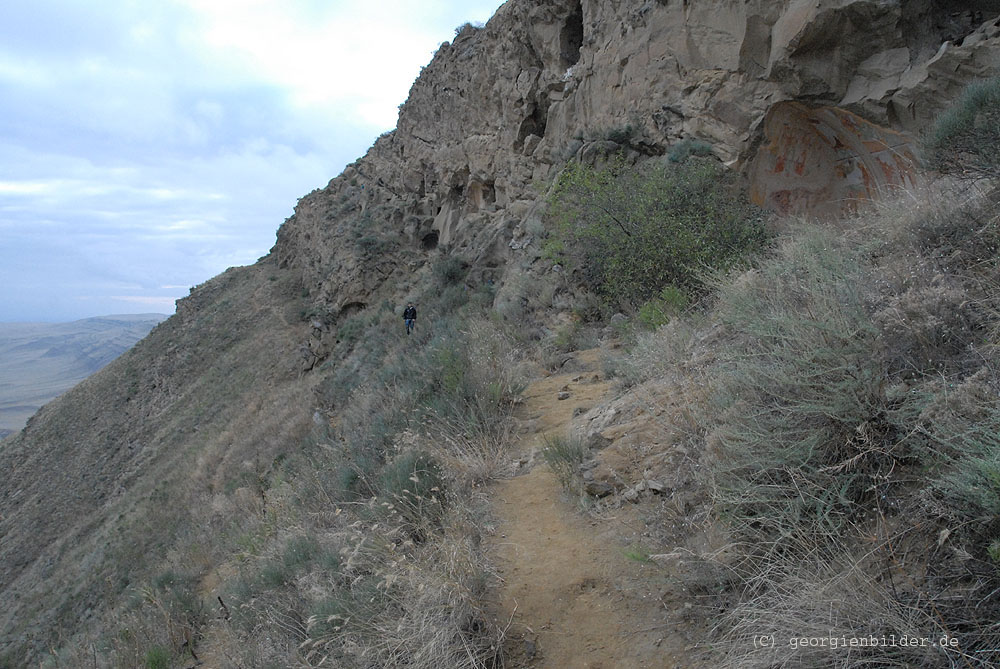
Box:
403, 306, 417, 320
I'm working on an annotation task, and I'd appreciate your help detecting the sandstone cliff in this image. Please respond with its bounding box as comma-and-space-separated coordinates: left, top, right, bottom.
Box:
278, 0, 1000, 321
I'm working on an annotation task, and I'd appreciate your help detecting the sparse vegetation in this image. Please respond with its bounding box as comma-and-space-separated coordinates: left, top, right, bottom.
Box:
923, 77, 1000, 178
14, 43, 1000, 669
180, 272, 530, 667
667, 138, 714, 163
541, 434, 588, 491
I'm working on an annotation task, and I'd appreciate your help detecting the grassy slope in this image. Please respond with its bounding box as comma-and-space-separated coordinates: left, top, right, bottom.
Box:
0, 257, 316, 663
602, 184, 1000, 667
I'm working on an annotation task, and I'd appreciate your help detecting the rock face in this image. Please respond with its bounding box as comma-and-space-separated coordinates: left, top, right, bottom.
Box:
275, 0, 1000, 316
749, 101, 921, 217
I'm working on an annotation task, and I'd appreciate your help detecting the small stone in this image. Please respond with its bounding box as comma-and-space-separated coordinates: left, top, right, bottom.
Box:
557, 391, 571, 400
585, 480, 615, 497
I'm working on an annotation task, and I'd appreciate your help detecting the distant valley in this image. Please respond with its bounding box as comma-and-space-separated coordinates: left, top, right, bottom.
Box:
0, 314, 166, 438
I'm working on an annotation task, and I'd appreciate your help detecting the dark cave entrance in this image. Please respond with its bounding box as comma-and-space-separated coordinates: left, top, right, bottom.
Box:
421, 231, 439, 251
560, 2, 584, 69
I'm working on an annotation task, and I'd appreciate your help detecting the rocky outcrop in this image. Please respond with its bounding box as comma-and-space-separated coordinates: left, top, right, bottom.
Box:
8, 1, 1000, 663
274, 0, 1000, 316
749, 101, 921, 217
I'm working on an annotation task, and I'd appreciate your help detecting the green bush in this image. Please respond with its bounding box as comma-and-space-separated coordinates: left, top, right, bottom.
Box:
637, 285, 689, 328
923, 77, 1000, 178
604, 123, 640, 145
258, 559, 290, 588
547, 156, 767, 309
283, 534, 320, 572
432, 255, 468, 286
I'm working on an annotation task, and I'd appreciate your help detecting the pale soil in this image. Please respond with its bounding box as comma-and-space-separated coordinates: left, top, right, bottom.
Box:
491, 349, 694, 669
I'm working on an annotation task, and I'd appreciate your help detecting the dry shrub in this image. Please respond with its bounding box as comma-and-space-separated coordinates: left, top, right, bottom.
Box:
423, 413, 517, 489
705, 225, 922, 547
714, 544, 959, 669
867, 188, 999, 378
873, 280, 981, 377
700, 185, 1000, 666
301, 504, 503, 669
610, 315, 699, 387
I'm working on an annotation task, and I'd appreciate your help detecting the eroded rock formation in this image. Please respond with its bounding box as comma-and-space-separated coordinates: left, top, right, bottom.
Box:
275, 0, 1000, 317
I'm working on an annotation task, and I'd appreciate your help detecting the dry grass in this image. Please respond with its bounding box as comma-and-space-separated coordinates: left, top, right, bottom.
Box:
301, 503, 504, 669
190, 309, 524, 668
657, 184, 1000, 667
713, 543, 957, 668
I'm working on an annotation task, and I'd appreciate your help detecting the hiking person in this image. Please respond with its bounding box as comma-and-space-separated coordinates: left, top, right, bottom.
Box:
403, 303, 417, 335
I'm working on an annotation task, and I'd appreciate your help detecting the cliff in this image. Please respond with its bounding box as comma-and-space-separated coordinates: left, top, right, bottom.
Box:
278, 0, 1000, 316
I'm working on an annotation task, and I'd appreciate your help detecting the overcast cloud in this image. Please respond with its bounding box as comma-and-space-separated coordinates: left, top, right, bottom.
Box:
0, 0, 504, 321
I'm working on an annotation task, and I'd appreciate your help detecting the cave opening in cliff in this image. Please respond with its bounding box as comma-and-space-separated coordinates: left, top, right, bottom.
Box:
560, 2, 584, 68
901, 1, 1000, 55
339, 301, 367, 318
421, 231, 439, 251
515, 103, 548, 151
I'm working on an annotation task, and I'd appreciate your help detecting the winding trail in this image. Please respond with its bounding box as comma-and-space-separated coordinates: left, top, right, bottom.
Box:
491, 349, 684, 668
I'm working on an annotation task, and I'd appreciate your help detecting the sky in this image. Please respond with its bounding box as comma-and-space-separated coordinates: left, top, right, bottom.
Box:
0, 0, 505, 322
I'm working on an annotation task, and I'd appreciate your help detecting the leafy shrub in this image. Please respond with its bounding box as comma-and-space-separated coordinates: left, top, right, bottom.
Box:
604, 123, 640, 145
547, 156, 767, 309
923, 77, 1000, 178
355, 234, 396, 257
637, 285, 689, 328
432, 255, 468, 286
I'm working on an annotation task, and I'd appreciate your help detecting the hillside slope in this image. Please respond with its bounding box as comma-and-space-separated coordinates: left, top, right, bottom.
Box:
0, 262, 316, 660
0, 315, 165, 437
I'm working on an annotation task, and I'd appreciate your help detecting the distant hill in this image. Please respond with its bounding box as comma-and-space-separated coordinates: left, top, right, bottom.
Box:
0, 314, 166, 437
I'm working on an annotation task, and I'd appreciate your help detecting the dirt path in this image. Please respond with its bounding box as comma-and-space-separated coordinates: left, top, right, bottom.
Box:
492, 349, 685, 668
